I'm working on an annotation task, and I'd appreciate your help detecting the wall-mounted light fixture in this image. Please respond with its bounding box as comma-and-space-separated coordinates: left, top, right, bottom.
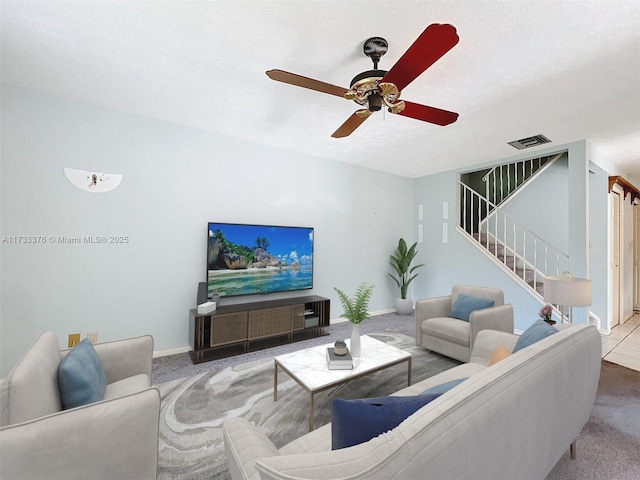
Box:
63, 168, 122, 193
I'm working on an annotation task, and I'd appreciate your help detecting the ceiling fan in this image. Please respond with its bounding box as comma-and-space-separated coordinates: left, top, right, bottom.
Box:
266, 23, 459, 138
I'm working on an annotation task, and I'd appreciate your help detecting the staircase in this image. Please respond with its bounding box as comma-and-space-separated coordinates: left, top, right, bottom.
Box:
458, 153, 568, 304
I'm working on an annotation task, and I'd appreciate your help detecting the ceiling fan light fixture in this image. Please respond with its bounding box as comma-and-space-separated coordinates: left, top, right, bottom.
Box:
368, 92, 383, 111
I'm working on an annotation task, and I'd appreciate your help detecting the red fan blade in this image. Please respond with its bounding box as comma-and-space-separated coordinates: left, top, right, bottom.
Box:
395, 101, 458, 126
331, 111, 371, 138
266, 69, 349, 98
382, 24, 459, 91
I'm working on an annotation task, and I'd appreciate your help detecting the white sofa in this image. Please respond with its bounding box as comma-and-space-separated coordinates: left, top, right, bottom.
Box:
0, 332, 161, 480
223, 323, 601, 480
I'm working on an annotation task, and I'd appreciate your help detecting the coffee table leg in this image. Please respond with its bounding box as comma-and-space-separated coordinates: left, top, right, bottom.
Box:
274, 361, 278, 401
407, 357, 412, 386
309, 392, 315, 431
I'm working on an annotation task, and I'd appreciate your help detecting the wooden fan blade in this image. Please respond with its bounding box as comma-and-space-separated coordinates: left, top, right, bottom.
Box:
395, 101, 458, 126
266, 69, 349, 98
331, 110, 371, 138
382, 24, 459, 91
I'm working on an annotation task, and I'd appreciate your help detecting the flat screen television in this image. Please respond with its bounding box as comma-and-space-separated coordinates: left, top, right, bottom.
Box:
207, 222, 314, 298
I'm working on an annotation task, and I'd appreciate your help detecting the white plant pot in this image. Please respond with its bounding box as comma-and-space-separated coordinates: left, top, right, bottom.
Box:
394, 298, 414, 315
350, 323, 361, 357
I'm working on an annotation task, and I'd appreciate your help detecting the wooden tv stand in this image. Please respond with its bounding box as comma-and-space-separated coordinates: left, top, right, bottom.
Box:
189, 295, 330, 364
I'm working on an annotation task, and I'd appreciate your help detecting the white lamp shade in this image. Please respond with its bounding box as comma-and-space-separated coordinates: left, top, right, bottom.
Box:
544, 274, 592, 307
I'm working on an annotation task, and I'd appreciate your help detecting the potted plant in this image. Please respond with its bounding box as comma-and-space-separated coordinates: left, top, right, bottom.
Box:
334, 283, 374, 357
388, 238, 424, 315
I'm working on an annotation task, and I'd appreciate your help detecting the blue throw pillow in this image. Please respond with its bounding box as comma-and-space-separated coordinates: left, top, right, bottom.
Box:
513, 319, 558, 353
58, 338, 107, 409
420, 377, 469, 395
449, 294, 495, 322
331, 394, 441, 450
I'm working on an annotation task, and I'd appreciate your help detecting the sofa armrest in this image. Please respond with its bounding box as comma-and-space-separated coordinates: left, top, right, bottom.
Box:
62, 335, 153, 384
470, 329, 519, 365
469, 304, 514, 352
0, 387, 160, 480
223, 417, 280, 480
414, 296, 451, 345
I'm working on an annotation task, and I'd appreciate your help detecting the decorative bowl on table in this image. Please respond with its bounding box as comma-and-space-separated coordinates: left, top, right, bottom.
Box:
334, 340, 348, 356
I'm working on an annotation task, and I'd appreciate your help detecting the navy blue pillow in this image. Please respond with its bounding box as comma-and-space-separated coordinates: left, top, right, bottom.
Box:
449, 294, 495, 322
420, 377, 469, 395
513, 319, 558, 353
58, 338, 107, 409
331, 394, 441, 450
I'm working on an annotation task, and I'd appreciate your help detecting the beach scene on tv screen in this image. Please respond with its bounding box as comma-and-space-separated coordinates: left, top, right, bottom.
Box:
207, 223, 313, 297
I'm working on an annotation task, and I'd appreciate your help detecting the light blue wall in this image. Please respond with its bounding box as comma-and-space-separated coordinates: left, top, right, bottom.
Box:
412, 141, 607, 332
0, 85, 614, 375
0, 85, 413, 376
496, 153, 569, 254
588, 161, 609, 329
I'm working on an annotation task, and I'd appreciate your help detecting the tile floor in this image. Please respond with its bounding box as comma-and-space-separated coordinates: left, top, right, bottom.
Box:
600, 312, 640, 372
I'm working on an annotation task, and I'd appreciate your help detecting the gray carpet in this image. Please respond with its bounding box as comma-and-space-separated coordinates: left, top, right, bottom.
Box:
152, 313, 640, 480
546, 360, 640, 480
156, 328, 459, 479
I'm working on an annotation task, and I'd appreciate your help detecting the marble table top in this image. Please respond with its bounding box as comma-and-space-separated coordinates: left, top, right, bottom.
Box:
274, 334, 411, 392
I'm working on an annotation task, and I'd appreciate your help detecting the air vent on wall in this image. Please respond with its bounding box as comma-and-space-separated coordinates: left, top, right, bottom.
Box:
507, 134, 551, 150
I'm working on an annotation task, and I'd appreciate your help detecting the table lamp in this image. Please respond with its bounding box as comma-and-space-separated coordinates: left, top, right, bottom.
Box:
544, 271, 592, 323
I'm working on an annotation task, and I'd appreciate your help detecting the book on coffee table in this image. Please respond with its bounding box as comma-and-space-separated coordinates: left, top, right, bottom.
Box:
326, 347, 353, 370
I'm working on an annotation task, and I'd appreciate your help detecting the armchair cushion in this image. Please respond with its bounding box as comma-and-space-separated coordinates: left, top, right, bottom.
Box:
58, 338, 107, 409
449, 294, 495, 322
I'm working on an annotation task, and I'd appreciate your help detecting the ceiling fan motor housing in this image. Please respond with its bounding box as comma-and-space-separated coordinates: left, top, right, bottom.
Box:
349, 69, 388, 89
363, 37, 388, 69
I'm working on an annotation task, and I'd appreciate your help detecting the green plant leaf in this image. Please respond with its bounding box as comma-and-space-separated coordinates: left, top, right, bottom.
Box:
388, 238, 423, 299
334, 283, 374, 324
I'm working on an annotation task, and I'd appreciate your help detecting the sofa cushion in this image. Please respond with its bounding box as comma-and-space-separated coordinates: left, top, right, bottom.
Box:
0, 332, 63, 427
488, 345, 512, 366
420, 377, 469, 395
421, 317, 470, 346
513, 319, 558, 353
58, 338, 107, 409
331, 394, 441, 450
449, 294, 495, 322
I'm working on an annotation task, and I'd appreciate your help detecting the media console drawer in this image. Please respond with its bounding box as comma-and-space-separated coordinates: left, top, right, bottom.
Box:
210, 312, 248, 347
189, 295, 329, 364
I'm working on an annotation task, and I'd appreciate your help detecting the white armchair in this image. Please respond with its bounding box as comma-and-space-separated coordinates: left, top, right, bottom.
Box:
415, 284, 514, 362
0, 332, 160, 480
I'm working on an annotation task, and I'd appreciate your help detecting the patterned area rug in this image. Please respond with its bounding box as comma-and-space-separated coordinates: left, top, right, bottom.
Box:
157, 331, 459, 480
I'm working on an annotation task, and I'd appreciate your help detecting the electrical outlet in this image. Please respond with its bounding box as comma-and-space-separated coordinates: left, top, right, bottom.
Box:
68, 333, 81, 348
87, 332, 98, 345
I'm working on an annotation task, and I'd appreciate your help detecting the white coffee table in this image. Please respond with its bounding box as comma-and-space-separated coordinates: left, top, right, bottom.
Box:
274, 335, 412, 431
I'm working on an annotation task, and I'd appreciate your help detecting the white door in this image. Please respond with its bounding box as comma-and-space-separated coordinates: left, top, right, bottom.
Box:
611, 191, 621, 327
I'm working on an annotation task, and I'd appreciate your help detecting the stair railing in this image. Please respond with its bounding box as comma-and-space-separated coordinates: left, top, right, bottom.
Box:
482, 153, 562, 207
459, 181, 569, 297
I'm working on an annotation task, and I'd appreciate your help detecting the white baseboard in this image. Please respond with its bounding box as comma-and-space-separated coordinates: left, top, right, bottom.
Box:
330, 308, 399, 325
153, 345, 191, 358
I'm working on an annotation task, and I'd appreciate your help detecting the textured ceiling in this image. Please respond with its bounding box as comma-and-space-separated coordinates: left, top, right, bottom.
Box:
1, 1, 639, 179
